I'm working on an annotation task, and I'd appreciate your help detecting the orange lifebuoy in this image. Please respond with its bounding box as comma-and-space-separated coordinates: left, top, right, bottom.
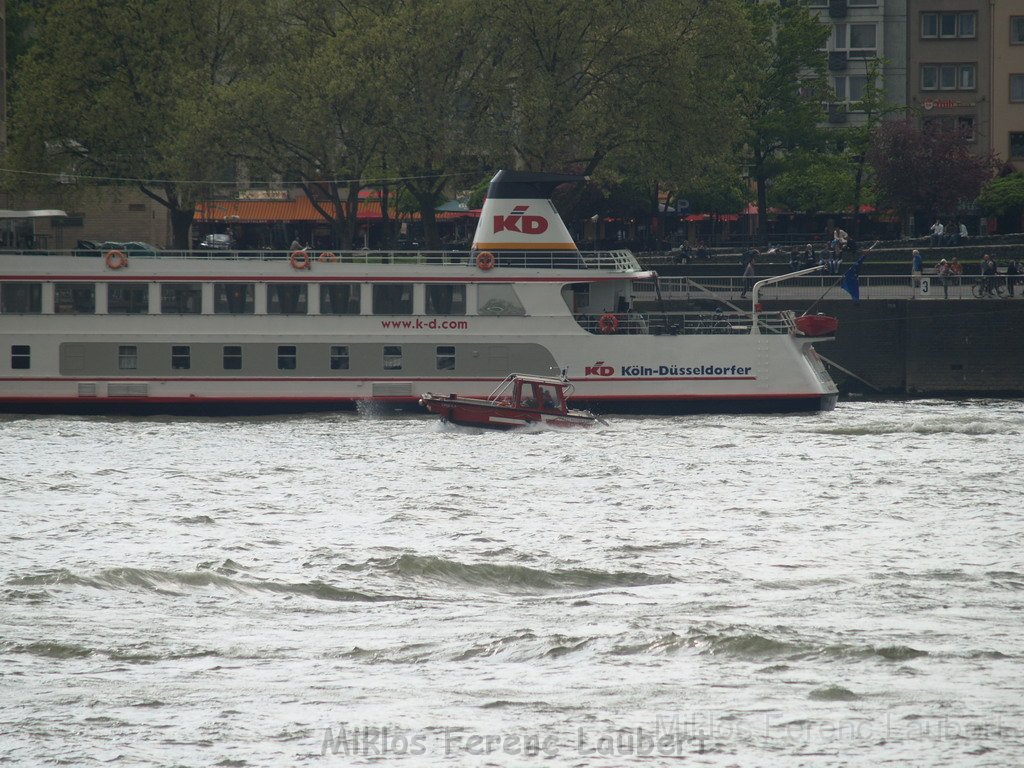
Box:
476, 251, 495, 271
290, 250, 311, 270
318, 251, 338, 263
104, 250, 128, 270
598, 313, 619, 334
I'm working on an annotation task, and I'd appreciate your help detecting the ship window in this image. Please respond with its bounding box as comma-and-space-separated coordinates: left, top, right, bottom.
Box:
161, 283, 202, 314
11, 345, 30, 370
55, 283, 96, 314
330, 345, 350, 370
383, 345, 402, 370
372, 283, 413, 314
477, 284, 526, 316
0, 283, 42, 313
537, 384, 560, 410
426, 284, 466, 315
118, 345, 138, 370
267, 283, 308, 314
108, 283, 149, 314
320, 283, 361, 315
214, 283, 255, 314
171, 345, 191, 370
436, 345, 456, 370
223, 345, 242, 370
277, 345, 297, 370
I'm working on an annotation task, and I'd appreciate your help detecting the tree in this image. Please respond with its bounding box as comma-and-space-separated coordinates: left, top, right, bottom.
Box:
977, 172, 1024, 232
743, 1, 830, 238
769, 150, 861, 214
868, 119, 999, 232
6, 0, 268, 248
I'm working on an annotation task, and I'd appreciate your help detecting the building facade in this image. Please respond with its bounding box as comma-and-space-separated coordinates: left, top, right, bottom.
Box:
809, 0, 909, 126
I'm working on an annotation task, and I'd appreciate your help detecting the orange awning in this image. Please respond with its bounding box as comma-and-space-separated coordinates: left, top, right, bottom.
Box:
196, 198, 476, 223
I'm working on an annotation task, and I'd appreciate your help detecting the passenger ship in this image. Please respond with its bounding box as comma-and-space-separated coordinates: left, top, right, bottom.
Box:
0, 171, 838, 414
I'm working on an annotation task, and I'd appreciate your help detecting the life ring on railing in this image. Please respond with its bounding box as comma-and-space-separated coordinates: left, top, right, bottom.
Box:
290, 250, 311, 270
318, 251, 338, 263
476, 251, 495, 271
104, 250, 128, 270
598, 313, 619, 334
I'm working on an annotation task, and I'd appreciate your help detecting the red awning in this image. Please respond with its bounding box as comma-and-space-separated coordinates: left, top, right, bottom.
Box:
194, 198, 476, 223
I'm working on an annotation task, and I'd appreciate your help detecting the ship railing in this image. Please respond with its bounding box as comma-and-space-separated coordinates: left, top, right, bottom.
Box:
18, 247, 643, 271
632, 275, 1023, 301
575, 310, 791, 336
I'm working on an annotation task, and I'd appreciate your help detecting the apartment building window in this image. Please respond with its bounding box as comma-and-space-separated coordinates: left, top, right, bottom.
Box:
924, 116, 975, 141
0, 283, 42, 313
55, 283, 96, 314
847, 0, 877, 5
223, 345, 242, 370
834, 23, 876, 58
11, 345, 31, 370
1011, 75, 1024, 103
1012, 17, 1024, 45
834, 75, 868, 103
171, 345, 191, 370
921, 12, 976, 40
1011, 133, 1024, 160
277, 345, 297, 370
921, 64, 976, 91
118, 345, 138, 370
329, 345, 350, 370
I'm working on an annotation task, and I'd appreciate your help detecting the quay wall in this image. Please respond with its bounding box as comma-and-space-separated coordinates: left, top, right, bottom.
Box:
760, 299, 1024, 396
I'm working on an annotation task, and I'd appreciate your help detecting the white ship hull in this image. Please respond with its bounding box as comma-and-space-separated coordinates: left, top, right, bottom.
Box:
0, 171, 838, 415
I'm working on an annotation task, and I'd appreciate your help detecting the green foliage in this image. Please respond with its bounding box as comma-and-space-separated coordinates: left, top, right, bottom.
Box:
977, 173, 1024, 218
769, 153, 860, 213
740, 1, 829, 230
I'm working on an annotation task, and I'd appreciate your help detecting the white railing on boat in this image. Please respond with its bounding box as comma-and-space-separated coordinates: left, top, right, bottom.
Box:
574, 310, 794, 336
1, 248, 643, 272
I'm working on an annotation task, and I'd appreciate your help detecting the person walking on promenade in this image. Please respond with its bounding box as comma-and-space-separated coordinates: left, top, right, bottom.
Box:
936, 258, 951, 299
740, 250, 757, 299
911, 249, 923, 293
981, 253, 998, 297
1007, 258, 1021, 298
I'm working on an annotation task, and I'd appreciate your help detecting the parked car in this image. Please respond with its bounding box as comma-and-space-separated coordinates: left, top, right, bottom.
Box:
198, 233, 235, 250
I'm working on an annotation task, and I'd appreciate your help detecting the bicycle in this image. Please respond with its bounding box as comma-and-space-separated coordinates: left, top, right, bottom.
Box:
971, 279, 1006, 298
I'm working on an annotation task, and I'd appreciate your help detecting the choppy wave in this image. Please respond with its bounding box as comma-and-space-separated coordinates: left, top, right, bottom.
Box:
372, 553, 676, 593
6, 567, 404, 603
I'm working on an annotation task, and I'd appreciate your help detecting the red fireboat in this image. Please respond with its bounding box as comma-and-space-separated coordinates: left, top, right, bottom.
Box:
419, 373, 603, 430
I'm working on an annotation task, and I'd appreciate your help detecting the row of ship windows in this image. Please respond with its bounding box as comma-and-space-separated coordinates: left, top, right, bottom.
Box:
8, 344, 456, 372
0, 282, 527, 316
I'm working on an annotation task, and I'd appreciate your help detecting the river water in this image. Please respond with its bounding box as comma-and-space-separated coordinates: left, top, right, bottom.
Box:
2, 400, 1023, 767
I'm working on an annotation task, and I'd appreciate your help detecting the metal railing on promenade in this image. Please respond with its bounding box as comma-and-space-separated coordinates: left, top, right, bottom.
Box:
634, 275, 1024, 302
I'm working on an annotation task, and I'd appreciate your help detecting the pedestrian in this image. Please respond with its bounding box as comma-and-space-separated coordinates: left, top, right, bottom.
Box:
1006, 258, 1021, 298
936, 258, 951, 299
740, 250, 757, 299
981, 253, 998, 297
911, 249, 923, 292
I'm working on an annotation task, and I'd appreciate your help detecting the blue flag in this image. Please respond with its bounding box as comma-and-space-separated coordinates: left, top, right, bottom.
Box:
841, 254, 866, 302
